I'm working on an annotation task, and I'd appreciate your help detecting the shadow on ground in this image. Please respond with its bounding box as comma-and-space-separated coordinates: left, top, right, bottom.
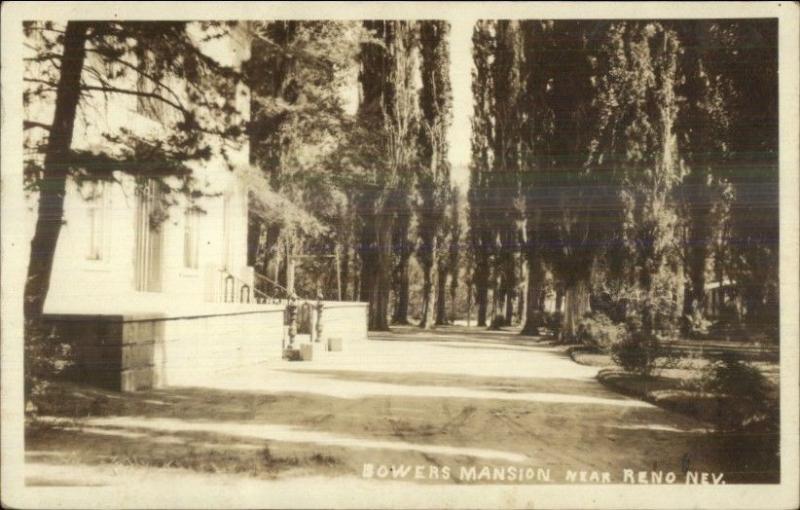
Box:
26, 325, 780, 485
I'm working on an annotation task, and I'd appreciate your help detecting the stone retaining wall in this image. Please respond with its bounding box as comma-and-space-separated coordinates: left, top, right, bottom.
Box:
44, 301, 368, 392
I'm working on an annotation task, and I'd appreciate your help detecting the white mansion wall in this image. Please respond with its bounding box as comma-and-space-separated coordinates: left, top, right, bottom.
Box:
26, 24, 371, 392
25, 23, 253, 315
43, 173, 251, 315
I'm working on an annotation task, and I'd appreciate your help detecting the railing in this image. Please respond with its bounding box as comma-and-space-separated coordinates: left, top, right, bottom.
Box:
252, 271, 327, 353
252, 271, 318, 304
220, 270, 274, 304
218, 269, 317, 306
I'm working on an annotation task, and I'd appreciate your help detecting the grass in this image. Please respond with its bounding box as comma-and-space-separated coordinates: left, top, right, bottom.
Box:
567, 339, 780, 484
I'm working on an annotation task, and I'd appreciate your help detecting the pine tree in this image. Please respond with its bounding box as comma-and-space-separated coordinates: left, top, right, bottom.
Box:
23, 21, 247, 392
245, 21, 360, 297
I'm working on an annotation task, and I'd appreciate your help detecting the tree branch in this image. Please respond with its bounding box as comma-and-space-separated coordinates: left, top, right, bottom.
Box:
24, 121, 51, 131
79, 84, 190, 116
84, 48, 185, 108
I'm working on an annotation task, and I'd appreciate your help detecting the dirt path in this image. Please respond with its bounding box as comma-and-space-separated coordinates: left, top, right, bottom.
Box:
26, 326, 775, 487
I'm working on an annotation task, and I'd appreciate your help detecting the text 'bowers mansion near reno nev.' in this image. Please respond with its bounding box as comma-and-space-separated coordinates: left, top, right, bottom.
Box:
363, 463, 727, 484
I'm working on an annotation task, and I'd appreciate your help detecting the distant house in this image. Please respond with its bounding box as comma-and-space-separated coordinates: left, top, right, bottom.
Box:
704, 279, 741, 319
24, 24, 367, 392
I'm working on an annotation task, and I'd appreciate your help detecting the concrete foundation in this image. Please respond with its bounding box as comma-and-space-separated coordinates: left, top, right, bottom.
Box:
45, 301, 368, 391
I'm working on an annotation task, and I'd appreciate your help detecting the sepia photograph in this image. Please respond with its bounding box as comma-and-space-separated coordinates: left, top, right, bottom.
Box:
1, 2, 798, 509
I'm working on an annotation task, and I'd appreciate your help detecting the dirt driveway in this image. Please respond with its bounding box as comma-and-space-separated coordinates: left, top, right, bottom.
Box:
26, 326, 777, 489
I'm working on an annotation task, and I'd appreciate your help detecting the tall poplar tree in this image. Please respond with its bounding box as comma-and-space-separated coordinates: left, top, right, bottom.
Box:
467, 20, 495, 327
417, 20, 453, 328
589, 22, 684, 339
490, 20, 524, 326
357, 20, 418, 330
673, 21, 734, 331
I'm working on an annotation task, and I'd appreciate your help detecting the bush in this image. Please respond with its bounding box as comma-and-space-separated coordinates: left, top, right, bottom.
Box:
589, 290, 628, 323
701, 352, 777, 432
25, 320, 73, 416
610, 318, 679, 377
576, 312, 628, 352
683, 309, 712, 339
543, 311, 563, 338
489, 314, 506, 330
611, 331, 656, 376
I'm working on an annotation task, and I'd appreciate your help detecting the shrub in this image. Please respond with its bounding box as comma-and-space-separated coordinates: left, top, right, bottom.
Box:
576, 312, 628, 352
611, 331, 657, 376
589, 290, 628, 324
543, 310, 563, 338
24, 321, 73, 416
683, 309, 712, 339
701, 352, 777, 432
489, 314, 506, 330
610, 318, 679, 376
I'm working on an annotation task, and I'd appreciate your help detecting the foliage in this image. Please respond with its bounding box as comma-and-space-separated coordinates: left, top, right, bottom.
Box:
611, 332, 660, 377
24, 21, 245, 192
543, 311, 564, 337
24, 322, 72, 416
590, 22, 684, 338
356, 20, 420, 330
245, 21, 365, 296
489, 314, 507, 330
417, 20, 453, 328
700, 352, 777, 432
611, 316, 680, 376
683, 308, 713, 339
23, 21, 254, 403
467, 20, 495, 327
577, 312, 628, 353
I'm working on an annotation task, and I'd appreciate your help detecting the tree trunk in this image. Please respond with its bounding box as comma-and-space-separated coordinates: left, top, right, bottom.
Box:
359, 194, 377, 306
24, 22, 90, 331
474, 257, 490, 326
562, 279, 590, 341
449, 271, 458, 322
391, 198, 412, 324
339, 244, 350, 301
555, 285, 564, 313
392, 257, 410, 324
681, 178, 713, 333
521, 252, 546, 335
502, 252, 517, 325
435, 259, 448, 325
419, 242, 436, 329
247, 214, 261, 267
683, 242, 708, 333
490, 279, 503, 329
367, 212, 393, 331
505, 288, 515, 326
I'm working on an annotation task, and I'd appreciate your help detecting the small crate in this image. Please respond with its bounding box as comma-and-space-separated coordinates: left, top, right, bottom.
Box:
283, 348, 302, 361
300, 343, 316, 361
328, 337, 343, 352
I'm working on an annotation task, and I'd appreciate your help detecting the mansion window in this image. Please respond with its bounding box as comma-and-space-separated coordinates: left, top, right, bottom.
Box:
135, 49, 166, 123
183, 208, 200, 270
85, 181, 111, 261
